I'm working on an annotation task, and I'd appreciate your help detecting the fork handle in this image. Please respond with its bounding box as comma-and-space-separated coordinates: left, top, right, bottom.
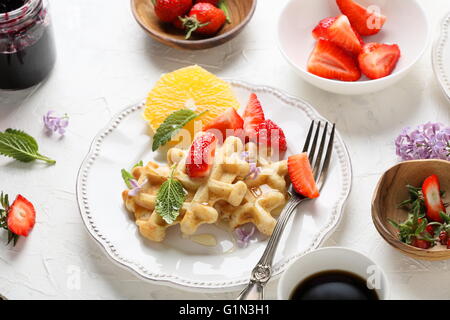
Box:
237, 198, 303, 300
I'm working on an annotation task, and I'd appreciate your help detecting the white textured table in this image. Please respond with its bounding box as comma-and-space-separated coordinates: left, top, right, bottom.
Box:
1, 0, 449, 300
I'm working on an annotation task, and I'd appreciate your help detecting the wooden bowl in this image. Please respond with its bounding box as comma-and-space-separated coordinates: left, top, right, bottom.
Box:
372, 160, 450, 260
131, 0, 257, 50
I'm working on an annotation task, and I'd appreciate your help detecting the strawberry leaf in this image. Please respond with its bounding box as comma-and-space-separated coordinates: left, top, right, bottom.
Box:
152, 110, 204, 151
219, 0, 231, 23
0, 129, 55, 164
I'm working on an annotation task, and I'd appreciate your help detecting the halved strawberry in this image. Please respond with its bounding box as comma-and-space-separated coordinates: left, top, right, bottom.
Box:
307, 39, 361, 81
312, 15, 362, 55
358, 43, 401, 79
255, 119, 287, 152
336, 0, 387, 36
7, 195, 36, 237
288, 153, 319, 199
186, 132, 217, 178
411, 237, 432, 249
203, 107, 244, 141
422, 175, 446, 223
243, 93, 265, 140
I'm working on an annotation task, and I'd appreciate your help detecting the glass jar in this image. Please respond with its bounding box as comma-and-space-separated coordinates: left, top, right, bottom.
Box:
0, 0, 56, 90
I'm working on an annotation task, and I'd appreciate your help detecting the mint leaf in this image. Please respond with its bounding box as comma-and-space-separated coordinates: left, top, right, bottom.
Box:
0, 129, 55, 164
152, 110, 204, 151
121, 161, 143, 188
155, 170, 187, 224
219, 0, 231, 23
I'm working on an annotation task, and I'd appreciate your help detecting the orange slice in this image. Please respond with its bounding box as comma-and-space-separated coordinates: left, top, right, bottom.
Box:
144, 66, 240, 143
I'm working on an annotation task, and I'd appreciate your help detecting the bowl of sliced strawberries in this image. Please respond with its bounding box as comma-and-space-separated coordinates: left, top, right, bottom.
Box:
278, 0, 430, 95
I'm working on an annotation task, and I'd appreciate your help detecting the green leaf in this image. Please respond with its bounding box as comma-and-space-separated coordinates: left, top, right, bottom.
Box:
155, 169, 187, 224
0, 129, 55, 164
219, 0, 231, 23
121, 161, 144, 188
440, 211, 450, 224
152, 110, 204, 151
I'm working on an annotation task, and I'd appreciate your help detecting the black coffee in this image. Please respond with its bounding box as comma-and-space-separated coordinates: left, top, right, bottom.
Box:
290, 270, 379, 300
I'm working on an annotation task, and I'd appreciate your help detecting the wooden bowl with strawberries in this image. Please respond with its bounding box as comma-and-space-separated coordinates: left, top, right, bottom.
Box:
372, 160, 450, 261
131, 0, 256, 50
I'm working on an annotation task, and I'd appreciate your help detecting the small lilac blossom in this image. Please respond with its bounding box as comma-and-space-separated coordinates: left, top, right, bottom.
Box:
245, 162, 261, 180
235, 224, 256, 248
395, 123, 450, 161
43, 111, 69, 136
128, 179, 147, 197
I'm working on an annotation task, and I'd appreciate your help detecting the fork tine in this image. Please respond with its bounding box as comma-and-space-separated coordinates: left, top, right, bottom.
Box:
316, 123, 335, 189
302, 121, 315, 153
308, 121, 321, 163
313, 122, 328, 180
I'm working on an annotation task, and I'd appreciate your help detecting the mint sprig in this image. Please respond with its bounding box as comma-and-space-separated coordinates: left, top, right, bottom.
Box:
152, 110, 205, 151
0, 129, 55, 164
0, 192, 18, 246
155, 167, 187, 224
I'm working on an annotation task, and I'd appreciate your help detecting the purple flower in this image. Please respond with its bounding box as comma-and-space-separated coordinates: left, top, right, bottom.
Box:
43, 111, 69, 136
240, 151, 261, 179
235, 224, 256, 248
128, 178, 147, 196
395, 123, 450, 161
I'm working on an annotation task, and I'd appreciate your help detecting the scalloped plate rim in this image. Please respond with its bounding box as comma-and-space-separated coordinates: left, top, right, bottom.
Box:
76, 80, 353, 292
432, 11, 450, 102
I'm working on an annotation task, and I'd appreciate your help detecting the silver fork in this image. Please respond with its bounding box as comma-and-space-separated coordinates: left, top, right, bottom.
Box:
237, 120, 336, 300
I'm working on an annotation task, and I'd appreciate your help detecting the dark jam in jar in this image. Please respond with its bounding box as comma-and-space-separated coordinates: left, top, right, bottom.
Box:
0, 0, 56, 90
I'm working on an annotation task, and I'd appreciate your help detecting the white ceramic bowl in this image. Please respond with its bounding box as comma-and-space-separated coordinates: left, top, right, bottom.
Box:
277, 247, 390, 300
277, 0, 430, 95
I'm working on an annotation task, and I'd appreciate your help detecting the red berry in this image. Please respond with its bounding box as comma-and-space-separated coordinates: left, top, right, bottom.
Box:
7, 195, 36, 237
186, 132, 217, 178
439, 231, 448, 245
154, 0, 193, 23
255, 119, 288, 153
426, 225, 435, 236
288, 153, 320, 199
243, 93, 265, 141
411, 237, 431, 250
183, 2, 226, 38
194, 0, 219, 6
447, 239, 450, 250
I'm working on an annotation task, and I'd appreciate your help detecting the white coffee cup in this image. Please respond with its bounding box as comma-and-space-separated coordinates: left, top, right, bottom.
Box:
277, 247, 390, 300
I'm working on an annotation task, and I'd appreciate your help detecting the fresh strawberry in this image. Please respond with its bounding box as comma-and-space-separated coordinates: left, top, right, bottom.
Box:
203, 107, 244, 141
288, 153, 319, 199
336, 0, 387, 36
243, 93, 265, 140
7, 195, 36, 237
411, 237, 432, 249
194, 0, 219, 6
182, 2, 226, 39
186, 132, 217, 178
255, 119, 287, 152
439, 231, 448, 245
422, 175, 446, 223
312, 15, 362, 55
358, 43, 400, 80
307, 39, 361, 81
447, 239, 450, 250
426, 224, 435, 236
154, 0, 193, 23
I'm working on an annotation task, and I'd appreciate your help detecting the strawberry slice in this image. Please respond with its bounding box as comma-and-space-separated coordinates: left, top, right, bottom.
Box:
358, 43, 401, 79
312, 15, 362, 55
186, 132, 217, 178
422, 175, 446, 223
336, 0, 387, 36
288, 153, 319, 199
255, 119, 287, 152
243, 93, 265, 140
203, 107, 244, 141
7, 195, 36, 237
411, 237, 432, 249
307, 39, 361, 81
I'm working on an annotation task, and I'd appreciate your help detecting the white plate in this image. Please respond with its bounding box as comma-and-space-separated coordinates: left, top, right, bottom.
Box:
76, 80, 352, 292
433, 11, 450, 102
278, 0, 430, 95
